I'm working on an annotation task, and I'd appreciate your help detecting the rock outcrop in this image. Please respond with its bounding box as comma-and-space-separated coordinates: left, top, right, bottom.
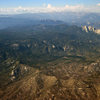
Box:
1, 58, 100, 100
82, 25, 100, 34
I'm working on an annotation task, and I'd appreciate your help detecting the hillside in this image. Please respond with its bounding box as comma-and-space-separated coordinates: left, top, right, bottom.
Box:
0, 24, 100, 100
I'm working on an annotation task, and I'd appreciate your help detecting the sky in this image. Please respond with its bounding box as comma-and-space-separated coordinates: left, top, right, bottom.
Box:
0, 0, 100, 14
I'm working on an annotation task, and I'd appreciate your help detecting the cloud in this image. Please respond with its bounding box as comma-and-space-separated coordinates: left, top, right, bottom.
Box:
46, 4, 84, 12
97, 3, 100, 6
47, 4, 52, 9
0, 4, 100, 14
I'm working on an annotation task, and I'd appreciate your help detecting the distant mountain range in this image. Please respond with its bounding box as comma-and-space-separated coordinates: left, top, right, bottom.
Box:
0, 12, 100, 29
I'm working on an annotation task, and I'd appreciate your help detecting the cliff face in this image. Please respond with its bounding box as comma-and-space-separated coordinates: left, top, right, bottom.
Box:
82, 26, 89, 32
95, 29, 100, 34
82, 25, 100, 34
1, 58, 100, 100
82, 26, 95, 33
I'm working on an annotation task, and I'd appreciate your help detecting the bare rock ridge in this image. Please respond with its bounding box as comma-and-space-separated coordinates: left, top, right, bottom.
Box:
82, 25, 100, 34
1, 58, 100, 100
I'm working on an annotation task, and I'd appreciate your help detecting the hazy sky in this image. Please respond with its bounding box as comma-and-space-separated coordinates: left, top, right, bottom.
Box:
0, 0, 99, 7
0, 0, 100, 14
